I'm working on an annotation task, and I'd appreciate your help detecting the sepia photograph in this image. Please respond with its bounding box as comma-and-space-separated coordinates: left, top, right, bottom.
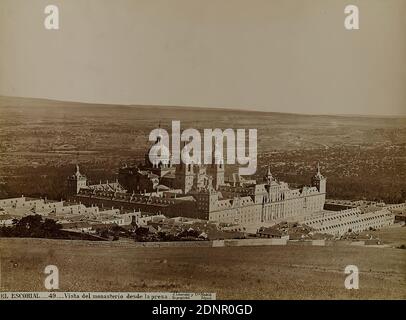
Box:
0, 0, 405, 307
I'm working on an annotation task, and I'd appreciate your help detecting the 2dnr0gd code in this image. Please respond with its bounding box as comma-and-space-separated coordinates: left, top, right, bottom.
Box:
196, 304, 253, 315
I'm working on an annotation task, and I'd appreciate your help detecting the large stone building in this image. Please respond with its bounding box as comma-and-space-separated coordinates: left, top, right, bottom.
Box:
0, 195, 142, 230
67, 137, 327, 224
199, 164, 326, 225
1, 137, 398, 236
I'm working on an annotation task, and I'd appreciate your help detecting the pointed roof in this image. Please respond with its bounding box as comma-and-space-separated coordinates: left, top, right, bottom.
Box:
147, 124, 170, 167
313, 162, 325, 180
212, 140, 224, 165
264, 164, 273, 182
71, 164, 86, 180
266, 165, 272, 177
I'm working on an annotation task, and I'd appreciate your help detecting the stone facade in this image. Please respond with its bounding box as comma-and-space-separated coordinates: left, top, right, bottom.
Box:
205, 170, 326, 225
67, 136, 327, 224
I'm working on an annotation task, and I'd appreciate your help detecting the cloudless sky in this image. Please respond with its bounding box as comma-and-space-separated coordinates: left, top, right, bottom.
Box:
0, 0, 405, 115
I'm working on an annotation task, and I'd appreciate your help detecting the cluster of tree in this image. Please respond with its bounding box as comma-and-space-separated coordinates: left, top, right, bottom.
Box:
0, 215, 207, 242
91, 221, 208, 242
326, 182, 406, 204
133, 227, 206, 242
94, 224, 129, 241
0, 215, 63, 238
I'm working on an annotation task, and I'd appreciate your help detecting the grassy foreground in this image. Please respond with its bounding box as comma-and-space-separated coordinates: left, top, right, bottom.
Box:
0, 236, 405, 299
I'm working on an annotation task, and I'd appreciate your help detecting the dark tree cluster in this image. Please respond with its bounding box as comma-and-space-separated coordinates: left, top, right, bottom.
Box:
0, 215, 62, 238
0, 215, 103, 241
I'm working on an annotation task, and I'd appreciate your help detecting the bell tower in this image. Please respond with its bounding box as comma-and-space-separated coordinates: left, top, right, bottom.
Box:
311, 162, 326, 194
264, 164, 274, 185
174, 162, 194, 194
67, 164, 87, 194
207, 142, 225, 190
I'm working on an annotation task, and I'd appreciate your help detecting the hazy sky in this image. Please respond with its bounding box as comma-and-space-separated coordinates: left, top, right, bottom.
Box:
0, 0, 405, 115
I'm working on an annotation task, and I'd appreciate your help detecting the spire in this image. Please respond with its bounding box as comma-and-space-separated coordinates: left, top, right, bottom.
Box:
265, 164, 273, 183
313, 161, 324, 180
74, 164, 84, 179
148, 122, 170, 168
311, 161, 326, 193
156, 121, 162, 142
213, 140, 223, 165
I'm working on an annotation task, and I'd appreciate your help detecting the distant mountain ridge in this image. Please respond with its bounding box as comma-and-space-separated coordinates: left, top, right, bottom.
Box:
1, 95, 404, 119
0, 95, 268, 115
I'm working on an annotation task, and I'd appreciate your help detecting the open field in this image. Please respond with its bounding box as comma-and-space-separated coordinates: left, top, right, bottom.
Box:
359, 225, 406, 248
1, 237, 405, 299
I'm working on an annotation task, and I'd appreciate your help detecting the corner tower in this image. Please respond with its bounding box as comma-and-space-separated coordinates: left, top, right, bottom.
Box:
207, 145, 225, 190
174, 162, 194, 194
311, 162, 326, 194
67, 164, 87, 194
